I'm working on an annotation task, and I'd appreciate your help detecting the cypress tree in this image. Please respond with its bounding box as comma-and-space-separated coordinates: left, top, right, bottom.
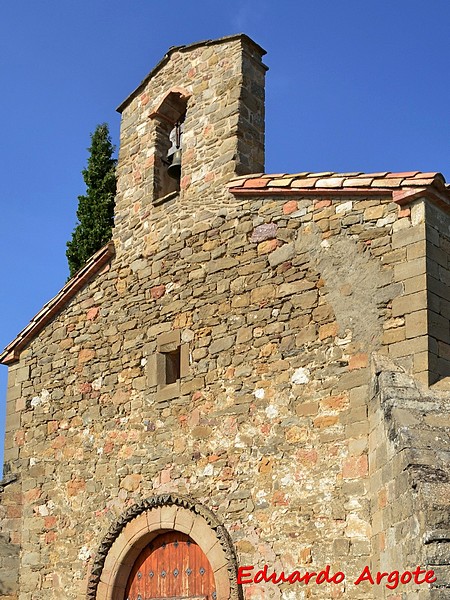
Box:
66, 123, 117, 277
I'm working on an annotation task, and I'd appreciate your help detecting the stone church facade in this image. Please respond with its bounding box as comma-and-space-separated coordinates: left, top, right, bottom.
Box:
1, 34, 449, 600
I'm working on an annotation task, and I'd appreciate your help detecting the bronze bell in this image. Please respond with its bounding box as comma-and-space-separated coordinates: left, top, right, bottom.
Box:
167, 148, 182, 179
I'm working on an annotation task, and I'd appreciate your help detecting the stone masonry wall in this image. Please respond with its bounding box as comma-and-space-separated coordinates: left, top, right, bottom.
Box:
113, 35, 266, 264
369, 358, 450, 599
0, 479, 20, 600
426, 201, 450, 383
2, 197, 446, 599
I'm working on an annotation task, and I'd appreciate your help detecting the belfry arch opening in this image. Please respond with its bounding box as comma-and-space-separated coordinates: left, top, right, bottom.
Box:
149, 88, 190, 201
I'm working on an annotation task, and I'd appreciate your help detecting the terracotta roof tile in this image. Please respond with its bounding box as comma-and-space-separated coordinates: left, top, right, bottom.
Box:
406, 178, 438, 186
243, 177, 268, 188
228, 171, 448, 196
316, 177, 345, 188
336, 172, 364, 177
371, 178, 403, 187
386, 171, 420, 178
412, 172, 443, 179
270, 177, 295, 187
291, 177, 320, 188
342, 178, 374, 187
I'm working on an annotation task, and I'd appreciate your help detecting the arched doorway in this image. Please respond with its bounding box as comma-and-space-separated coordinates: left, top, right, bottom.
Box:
88, 495, 241, 600
125, 531, 216, 599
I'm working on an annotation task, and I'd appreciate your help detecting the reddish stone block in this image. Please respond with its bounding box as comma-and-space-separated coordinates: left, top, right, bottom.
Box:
296, 449, 318, 466
67, 477, 86, 496
86, 306, 99, 320
257, 239, 278, 254
79, 383, 92, 395
150, 285, 166, 299
314, 200, 332, 209
321, 394, 348, 411
283, 200, 298, 214
78, 349, 96, 364
160, 468, 171, 484
313, 415, 339, 428
272, 490, 289, 506
378, 487, 388, 509
7, 505, 21, 518
145, 155, 155, 168
342, 455, 368, 479
14, 430, 25, 446
103, 442, 114, 454
180, 174, 191, 190
45, 531, 57, 544
23, 488, 41, 503
51, 435, 66, 449
45, 516, 57, 529
224, 366, 235, 379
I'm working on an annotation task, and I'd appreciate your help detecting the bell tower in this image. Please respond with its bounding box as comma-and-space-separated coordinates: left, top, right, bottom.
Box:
113, 35, 267, 258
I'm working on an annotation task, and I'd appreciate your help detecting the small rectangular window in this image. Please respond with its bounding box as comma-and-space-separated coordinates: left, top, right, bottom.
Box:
164, 348, 181, 385
147, 330, 189, 401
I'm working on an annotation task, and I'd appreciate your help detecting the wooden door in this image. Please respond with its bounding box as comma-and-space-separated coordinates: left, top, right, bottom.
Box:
125, 531, 217, 600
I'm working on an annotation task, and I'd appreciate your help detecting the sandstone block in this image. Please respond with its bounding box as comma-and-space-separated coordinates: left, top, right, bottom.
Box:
391, 224, 425, 249
268, 243, 295, 267
120, 474, 142, 492
405, 310, 428, 339
393, 257, 426, 282
209, 336, 234, 354
391, 290, 427, 317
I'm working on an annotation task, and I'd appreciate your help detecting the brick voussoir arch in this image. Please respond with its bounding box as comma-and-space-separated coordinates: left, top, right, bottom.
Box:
87, 494, 242, 600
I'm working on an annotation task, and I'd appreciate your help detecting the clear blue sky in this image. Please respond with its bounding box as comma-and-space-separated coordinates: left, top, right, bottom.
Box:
0, 0, 449, 468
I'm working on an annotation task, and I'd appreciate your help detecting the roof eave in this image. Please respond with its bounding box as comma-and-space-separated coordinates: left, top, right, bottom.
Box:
229, 187, 394, 196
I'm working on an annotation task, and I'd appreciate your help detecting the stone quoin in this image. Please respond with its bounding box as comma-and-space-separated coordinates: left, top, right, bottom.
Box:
0, 34, 450, 600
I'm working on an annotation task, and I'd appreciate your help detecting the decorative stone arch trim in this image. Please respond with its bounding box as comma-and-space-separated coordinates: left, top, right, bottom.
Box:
87, 494, 242, 600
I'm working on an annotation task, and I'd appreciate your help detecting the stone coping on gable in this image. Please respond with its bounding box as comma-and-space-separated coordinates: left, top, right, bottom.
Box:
0, 241, 115, 365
